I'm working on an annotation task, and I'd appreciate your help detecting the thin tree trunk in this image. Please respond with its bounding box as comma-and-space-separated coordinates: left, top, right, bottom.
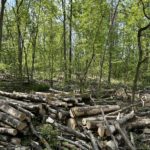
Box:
31, 1, 41, 81
49, 2, 54, 87
132, 0, 150, 103
31, 29, 38, 81
17, 24, 23, 78
24, 42, 30, 82
132, 22, 150, 103
99, 0, 121, 89
69, 0, 72, 81
0, 0, 7, 61
108, 48, 112, 84
62, 0, 67, 83
13, 0, 24, 79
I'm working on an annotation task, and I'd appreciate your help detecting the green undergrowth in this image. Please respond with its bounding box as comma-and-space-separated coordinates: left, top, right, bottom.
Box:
39, 124, 60, 149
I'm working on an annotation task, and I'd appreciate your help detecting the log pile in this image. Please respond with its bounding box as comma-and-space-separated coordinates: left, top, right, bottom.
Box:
0, 89, 150, 150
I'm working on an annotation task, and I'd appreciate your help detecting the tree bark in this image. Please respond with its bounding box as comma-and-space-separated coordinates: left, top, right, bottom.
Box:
0, 103, 27, 121
69, 0, 72, 80
0, 0, 7, 61
0, 112, 27, 130
70, 105, 120, 118
12, 0, 24, 78
132, 0, 150, 103
0, 127, 17, 136
62, 0, 67, 83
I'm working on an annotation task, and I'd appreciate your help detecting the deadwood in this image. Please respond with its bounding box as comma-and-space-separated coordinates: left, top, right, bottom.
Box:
70, 105, 120, 118
0, 103, 27, 121
0, 112, 27, 130
0, 127, 17, 136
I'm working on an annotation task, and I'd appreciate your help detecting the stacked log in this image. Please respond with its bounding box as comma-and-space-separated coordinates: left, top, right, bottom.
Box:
0, 91, 49, 150
0, 89, 150, 150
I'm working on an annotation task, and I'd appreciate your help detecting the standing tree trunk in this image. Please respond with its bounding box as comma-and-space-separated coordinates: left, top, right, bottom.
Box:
69, 0, 72, 81
0, 0, 7, 62
17, 23, 23, 78
49, 0, 54, 87
30, 0, 41, 81
108, 0, 113, 85
132, 0, 150, 103
132, 23, 150, 103
99, 0, 120, 89
13, 0, 24, 79
107, 0, 119, 85
62, 0, 67, 83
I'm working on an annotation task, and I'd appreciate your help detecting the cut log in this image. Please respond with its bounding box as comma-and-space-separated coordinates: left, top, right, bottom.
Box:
82, 116, 116, 126
58, 109, 70, 120
97, 126, 106, 137
48, 100, 69, 107
0, 103, 27, 121
0, 97, 42, 113
86, 121, 103, 130
143, 128, 150, 134
127, 118, 150, 130
67, 118, 77, 129
0, 127, 17, 136
70, 105, 120, 118
9, 103, 34, 119
0, 112, 27, 130
0, 91, 45, 102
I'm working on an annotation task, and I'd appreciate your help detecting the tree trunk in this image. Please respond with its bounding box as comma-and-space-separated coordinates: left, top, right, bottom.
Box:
132, 22, 150, 103
62, 0, 67, 83
0, 112, 27, 131
0, 103, 27, 121
70, 105, 120, 118
0, 0, 7, 61
99, 0, 121, 89
30, 1, 41, 81
69, 0, 72, 80
132, 0, 150, 103
13, 0, 24, 79
0, 127, 17, 136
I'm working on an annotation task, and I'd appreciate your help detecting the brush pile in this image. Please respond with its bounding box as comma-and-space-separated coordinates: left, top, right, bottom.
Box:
0, 88, 150, 150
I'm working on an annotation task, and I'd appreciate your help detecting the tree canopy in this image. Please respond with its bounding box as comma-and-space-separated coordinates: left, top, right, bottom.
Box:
0, 0, 149, 93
